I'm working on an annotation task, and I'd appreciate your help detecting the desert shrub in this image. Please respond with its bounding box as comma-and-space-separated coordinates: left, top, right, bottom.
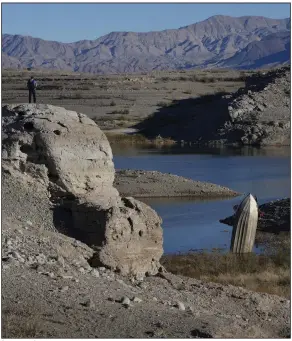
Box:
162, 247, 290, 298
106, 133, 176, 146
161, 77, 171, 82
107, 109, 130, 115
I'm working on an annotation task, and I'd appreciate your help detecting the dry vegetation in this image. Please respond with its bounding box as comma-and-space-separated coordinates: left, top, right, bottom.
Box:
105, 132, 176, 146
2, 308, 42, 338
162, 244, 290, 298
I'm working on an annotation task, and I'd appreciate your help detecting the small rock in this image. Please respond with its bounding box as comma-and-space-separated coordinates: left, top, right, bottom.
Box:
78, 267, 86, 274
10, 251, 25, 263
36, 253, 47, 265
72, 240, 82, 247
133, 297, 142, 303
256, 104, 265, 112
235, 315, 241, 319
137, 282, 148, 290
90, 269, 100, 278
135, 274, 144, 281
121, 296, 131, 307
60, 275, 74, 280
187, 306, 195, 313
26, 221, 33, 226
99, 267, 106, 272
60, 286, 69, 292
176, 301, 185, 311
153, 297, 158, 302
57, 256, 65, 268
82, 299, 95, 308
39, 271, 55, 278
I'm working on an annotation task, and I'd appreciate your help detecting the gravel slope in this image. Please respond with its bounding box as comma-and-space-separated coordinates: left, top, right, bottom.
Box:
2, 171, 290, 338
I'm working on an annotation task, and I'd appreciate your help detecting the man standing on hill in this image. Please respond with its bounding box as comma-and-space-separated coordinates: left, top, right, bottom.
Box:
27, 76, 37, 103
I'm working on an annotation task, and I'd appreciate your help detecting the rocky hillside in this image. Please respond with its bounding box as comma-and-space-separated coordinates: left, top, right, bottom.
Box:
137, 66, 290, 146
2, 15, 290, 73
2, 104, 290, 338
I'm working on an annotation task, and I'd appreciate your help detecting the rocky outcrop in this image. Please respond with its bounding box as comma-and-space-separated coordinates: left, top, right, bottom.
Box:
137, 66, 290, 146
2, 104, 163, 277
222, 66, 290, 146
220, 198, 290, 233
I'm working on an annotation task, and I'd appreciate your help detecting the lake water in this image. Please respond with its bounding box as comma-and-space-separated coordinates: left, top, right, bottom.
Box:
112, 145, 290, 254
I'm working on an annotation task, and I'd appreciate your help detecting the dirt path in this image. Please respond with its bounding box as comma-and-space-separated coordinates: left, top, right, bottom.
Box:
114, 169, 239, 198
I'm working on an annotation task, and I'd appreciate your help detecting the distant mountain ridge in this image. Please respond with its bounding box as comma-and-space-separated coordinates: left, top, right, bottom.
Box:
2, 15, 290, 73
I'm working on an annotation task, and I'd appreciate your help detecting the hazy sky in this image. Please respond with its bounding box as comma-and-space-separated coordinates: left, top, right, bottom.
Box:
2, 3, 290, 43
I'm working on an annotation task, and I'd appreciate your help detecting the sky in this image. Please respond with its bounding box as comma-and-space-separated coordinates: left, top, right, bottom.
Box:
2, 3, 291, 43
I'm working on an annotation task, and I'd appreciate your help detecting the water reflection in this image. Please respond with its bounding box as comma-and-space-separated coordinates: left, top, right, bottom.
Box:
112, 144, 291, 158
113, 145, 290, 254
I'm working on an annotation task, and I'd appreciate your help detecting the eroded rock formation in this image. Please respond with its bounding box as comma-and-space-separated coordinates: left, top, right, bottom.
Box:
2, 103, 163, 277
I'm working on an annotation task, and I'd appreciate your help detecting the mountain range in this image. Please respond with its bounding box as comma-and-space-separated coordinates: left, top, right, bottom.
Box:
2, 15, 291, 73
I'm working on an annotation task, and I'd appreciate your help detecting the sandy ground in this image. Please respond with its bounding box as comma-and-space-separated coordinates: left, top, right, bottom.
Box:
2, 68, 245, 131
114, 169, 239, 198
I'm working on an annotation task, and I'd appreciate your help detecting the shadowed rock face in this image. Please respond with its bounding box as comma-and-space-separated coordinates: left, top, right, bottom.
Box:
2, 103, 163, 277
136, 66, 290, 146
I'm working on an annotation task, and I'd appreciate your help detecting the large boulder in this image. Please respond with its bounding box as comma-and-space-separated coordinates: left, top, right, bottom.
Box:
2, 103, 118, 200
2, 104, 163, 277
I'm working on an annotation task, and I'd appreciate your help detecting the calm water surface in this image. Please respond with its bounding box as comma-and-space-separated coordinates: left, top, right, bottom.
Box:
112, 145, 290, 254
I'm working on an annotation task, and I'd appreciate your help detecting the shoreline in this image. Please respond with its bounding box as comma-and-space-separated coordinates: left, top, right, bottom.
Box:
114, 169, 240, 199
